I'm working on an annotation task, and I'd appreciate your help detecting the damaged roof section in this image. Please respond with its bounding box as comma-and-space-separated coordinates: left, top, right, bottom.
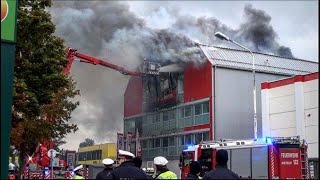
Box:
198, 45, 318, 75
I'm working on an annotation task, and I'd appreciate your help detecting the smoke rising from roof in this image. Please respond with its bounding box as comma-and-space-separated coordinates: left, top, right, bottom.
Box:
50, 1, 294, 148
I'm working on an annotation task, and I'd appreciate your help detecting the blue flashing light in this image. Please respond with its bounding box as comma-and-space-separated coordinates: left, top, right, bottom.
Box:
184, 144, 194, 150
266, 137, 273, 145
257, 137, 273, 145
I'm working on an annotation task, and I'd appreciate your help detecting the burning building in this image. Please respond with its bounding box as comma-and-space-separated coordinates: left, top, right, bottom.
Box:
123, 45, 318, 175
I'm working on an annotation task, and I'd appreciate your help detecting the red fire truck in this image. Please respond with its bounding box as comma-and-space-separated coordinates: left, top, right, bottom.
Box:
180, 136, 310, 179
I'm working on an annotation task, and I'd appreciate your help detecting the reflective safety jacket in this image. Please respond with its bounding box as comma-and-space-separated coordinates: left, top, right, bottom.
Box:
156, 170, 177, 179
72, 175, 84, 179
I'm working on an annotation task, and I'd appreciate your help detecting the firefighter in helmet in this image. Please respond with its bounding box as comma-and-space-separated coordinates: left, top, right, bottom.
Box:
202, 149, 240, 179
96, 158, 114, 179
153, 156, 177, 179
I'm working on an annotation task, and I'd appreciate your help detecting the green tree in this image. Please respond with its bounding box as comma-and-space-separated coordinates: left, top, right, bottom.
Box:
79, 138, 95, 148
10, 0, 79, 170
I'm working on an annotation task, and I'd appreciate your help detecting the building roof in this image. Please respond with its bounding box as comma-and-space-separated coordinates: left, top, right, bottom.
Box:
261, 72, 318, 89
198, 45, 318, 75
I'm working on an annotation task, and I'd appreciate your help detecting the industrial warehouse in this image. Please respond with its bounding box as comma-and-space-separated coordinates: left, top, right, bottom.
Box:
122, 46, 318, 176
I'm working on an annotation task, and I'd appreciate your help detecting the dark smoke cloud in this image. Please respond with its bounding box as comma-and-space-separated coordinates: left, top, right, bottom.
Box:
50, 1, 295, 146
237, 4, 294, 58
172, 4, 294, 58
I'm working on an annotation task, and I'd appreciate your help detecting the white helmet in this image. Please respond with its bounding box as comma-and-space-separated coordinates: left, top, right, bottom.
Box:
142, 168, 146, 171
73, 165, 83, 172
102, 158, 114, 165
118, 150, 135, 158
153, 156, 168, 166
9, 163, 15, 171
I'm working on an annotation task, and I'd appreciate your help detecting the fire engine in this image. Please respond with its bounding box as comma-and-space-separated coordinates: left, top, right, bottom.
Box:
22, 47, 160, 179
180, 136, 310, 179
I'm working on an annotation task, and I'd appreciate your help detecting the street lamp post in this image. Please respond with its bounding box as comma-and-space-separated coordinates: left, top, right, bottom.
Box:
214, 32, 258, 139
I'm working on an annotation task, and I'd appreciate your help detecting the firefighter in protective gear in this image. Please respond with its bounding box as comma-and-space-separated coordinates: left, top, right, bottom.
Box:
8, 163, 17, 180
153, 156, 177, 179
96, 158, 114, 179
106, 150, 150, 179
73, 165, 84, 179
202, 149, 240, 179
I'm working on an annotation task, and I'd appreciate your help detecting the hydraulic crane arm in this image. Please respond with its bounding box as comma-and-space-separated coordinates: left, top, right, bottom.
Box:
64, 47, 143, 76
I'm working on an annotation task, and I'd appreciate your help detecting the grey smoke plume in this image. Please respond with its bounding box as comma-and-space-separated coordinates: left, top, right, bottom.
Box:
50, 1, 294, 146
172, 4, 294, 58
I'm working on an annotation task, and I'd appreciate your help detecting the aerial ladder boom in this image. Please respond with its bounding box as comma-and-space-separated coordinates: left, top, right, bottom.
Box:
64, 47, 159, 76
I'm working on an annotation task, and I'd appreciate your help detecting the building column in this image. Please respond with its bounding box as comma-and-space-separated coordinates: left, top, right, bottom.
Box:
261, 87, 270, 137
294, 78, 305, 140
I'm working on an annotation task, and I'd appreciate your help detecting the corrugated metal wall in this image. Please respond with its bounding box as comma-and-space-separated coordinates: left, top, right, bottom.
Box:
214, 67, 287, 140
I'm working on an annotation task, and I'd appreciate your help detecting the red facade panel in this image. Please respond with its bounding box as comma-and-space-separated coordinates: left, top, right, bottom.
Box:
184, 61, 212, 103
124, 77, 143, 117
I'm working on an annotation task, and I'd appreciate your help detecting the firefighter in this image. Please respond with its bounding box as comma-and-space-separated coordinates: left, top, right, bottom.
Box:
106, 150, 150, 179
133, 156, 142, 168
73, 165, 84, 179
153, 156, 177, 179
186, 161, 201, 179
202, 149, 240, 179
96, 158, 114, 179
8, 163, 16, 180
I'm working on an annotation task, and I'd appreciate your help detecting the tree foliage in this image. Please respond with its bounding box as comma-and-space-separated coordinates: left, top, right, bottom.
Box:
11, 0, 79, 164
79, 138, 95, 148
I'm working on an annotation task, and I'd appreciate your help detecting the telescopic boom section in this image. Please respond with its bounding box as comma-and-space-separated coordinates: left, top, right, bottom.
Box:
64, 47, 141, 76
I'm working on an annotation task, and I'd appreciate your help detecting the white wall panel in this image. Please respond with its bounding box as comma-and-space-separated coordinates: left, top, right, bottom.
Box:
269, 84, 294, 98
305, 108, 319, 126
303, 80, 318, 92
304, 91, 319, 109
270, 112, 295, 129
270, 128, 296, 137
307, 143, 319, 159
269, 95, 295, 114
305, 126, 319, 144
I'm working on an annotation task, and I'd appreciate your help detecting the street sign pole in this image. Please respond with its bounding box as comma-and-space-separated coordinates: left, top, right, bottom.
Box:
51, 150, 53, 178
1, 0, 18, 179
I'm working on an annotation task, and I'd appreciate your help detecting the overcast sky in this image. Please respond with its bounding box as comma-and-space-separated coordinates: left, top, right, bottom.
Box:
59, 0, 318, 151
127, 1, 318, 61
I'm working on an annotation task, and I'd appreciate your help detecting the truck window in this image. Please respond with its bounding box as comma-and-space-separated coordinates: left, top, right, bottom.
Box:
198, 148, 213, 175
182, 152, 193, 167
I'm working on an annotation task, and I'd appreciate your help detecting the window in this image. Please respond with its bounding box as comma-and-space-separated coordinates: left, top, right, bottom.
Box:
195, 133, 203, 144
195, 104, 202, 115
142, 140, 148, 149
203, 131, 210, 141
179, 136, 184, 146
163, 110, 176, 121
163, 137, 168, 147
163, 112, 169, 121
153, 114, 160, 123
96, 150, 101, 160
155, 138, 161, 148
185, 106, 192, 117
169, 136, 175, 146
179, 108, 184, 118
203, 102, 209, 113
185, 134, 193, 145
92, 150, 97, 160
170, 110, 176, 119
149, 139, 154, 148
87, 152, 92, 160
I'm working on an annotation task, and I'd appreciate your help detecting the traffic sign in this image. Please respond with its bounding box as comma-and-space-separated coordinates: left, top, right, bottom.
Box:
47, 149, 57, 158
